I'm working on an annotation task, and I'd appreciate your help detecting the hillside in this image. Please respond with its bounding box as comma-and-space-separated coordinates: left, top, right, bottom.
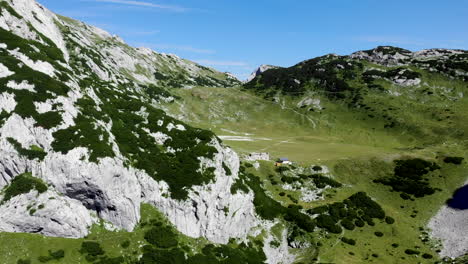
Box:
0, 0, 468, 263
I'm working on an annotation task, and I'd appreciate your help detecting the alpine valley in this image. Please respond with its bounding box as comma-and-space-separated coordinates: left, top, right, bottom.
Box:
0, 0, 468, 263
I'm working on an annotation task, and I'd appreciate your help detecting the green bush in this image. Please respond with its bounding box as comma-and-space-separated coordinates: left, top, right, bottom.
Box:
34, 111, 63, 129
312, 165, 322, 171
38, 249, 64, 262
422, 253, 433, 259
316, 215, 341, 234
374, 231, 384, 237
309, 174, 342, 188
17, 259, 31, 264
374, 158, 440, 199
341, 218, 355, 230
144, 227, 178, 248
341, 237, 356, 246
443, 157, 464, 165
80, 241, 104, 256
404, 249, 420, 255
385, 216, 395, 224
7, 138, 47, 161
354, 219, 365, 227
121, 240, 130, 248
222, 163, 232, 175
2, 173, 47, 202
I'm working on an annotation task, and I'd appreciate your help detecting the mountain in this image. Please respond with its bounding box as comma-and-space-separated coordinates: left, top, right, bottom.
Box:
0, 0, 269, 261
246, 64, 280, 82
1, 0, 468, 263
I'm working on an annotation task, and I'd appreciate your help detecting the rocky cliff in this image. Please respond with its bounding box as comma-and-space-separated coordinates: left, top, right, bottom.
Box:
0, 0, 258, 246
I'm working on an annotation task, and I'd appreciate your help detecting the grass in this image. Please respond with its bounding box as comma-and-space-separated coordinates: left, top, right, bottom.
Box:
0, 204, 209, 264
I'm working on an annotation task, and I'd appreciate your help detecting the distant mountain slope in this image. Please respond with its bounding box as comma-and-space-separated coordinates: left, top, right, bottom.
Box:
243, 46, 468, 145
245, 46, 468, 97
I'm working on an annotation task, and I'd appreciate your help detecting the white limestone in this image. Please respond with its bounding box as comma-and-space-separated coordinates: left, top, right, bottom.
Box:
0, 92, 16, 113
7, 80, 35, 92
0, 62, 14, 78
0, 189, 96, 238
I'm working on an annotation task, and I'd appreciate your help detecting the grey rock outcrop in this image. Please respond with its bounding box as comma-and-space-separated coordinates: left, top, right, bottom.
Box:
139, 139, 260, 243
0, 190, 95, 238
247, 64, 280, 82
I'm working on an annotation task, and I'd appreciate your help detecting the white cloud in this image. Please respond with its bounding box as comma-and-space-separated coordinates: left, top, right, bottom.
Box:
89, 0, 187, 12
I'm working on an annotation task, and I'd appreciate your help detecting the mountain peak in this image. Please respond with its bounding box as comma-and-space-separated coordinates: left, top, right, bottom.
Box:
246, 64, 280, 82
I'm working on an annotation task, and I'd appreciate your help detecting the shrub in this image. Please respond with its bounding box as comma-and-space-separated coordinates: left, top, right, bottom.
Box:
2, 173, 47, 202
354, 219, 365, 227
17, 259, 31, 264
230, 175, 249, 195
222, 163, 232, 175
374, 158, 440, 199
341, 237, 356, 246
38, 249, 65, 262
316, 214, 342, 234
374, 231, 384, 237
121, 240, 130, 248
307, 206, 328, 215
443, 157, 464, 165
341, 218, 355, 230
385, 216, 395, 224
144, 227, 178, 248
310, 174, 342, 188
422, 253, 433, 259
404, 249, 420, 255
312, 165, 322, 171
80, 241, 104, 256
7, 138, 47, 161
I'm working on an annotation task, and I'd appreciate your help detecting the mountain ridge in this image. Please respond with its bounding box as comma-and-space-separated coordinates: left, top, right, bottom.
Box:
0, 0, 468, 263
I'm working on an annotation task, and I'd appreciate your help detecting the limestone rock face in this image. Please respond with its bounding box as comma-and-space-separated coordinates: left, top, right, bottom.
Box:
350, 46, 412, 66
0, 0, 255, 244
0, 190, 95, 238
428, 203, 468, 258
139, 139, 260, 244
244, 152, 270, 161
247, 64, 280, 82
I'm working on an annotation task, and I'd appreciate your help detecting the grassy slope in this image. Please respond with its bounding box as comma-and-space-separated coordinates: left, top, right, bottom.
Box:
1, 58, 467, 263
0, 204, 211, 264
158, 66, 468, 263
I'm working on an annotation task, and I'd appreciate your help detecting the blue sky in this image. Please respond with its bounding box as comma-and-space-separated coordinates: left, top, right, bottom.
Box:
39, 0, 468, 80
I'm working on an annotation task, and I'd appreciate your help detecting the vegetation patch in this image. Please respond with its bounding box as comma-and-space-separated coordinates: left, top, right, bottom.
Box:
37, 249, 65, 262
7, 137, 47, 161
443, 156, 464, 165
373, 158, 441, 199
1, 172, 47, 202
309, 192, 387, 234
